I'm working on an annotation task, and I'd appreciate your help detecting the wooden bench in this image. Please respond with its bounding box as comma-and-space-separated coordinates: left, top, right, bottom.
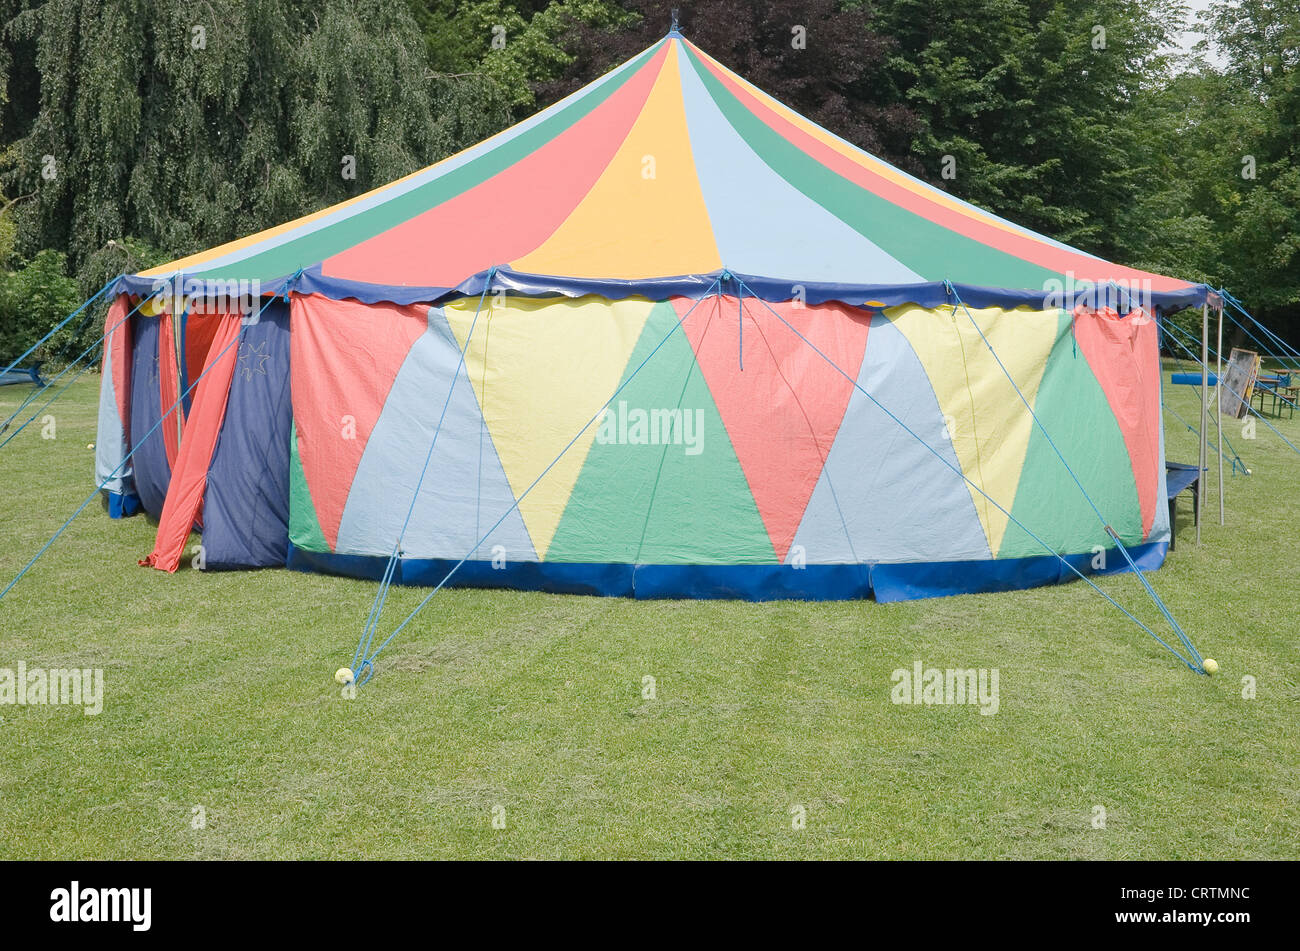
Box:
1252, 372, 1296, 419
1165, 461, 1202, 551
1283, 384, 1300, 417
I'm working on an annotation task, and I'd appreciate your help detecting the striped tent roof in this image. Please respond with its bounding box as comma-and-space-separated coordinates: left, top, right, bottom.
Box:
126, 33, 1205, 311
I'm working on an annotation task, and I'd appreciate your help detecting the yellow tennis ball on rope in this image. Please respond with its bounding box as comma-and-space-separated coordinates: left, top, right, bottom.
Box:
334, 667, 355, 685
1202, 658, 1218, 675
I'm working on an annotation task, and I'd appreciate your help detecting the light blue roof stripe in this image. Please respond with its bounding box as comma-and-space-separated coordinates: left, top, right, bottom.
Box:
676, 43, 924, 286
693, 43, 1101, 261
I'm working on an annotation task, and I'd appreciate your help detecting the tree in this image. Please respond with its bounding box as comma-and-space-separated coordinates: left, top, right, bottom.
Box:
535, 0, 924, 173
0, 247, 77, 363
871, 0, 1187, 260
1202, 0, 1299, 322
0, 0, 512, 287
1115, 0, 1299, 339
410, 1, 633, 116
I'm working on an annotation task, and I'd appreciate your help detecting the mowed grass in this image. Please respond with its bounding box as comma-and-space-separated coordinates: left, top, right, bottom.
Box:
0, 369, 1297, 859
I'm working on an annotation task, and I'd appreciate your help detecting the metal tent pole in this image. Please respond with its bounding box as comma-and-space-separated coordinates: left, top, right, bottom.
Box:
1198, 300, 1208, 545
1216, 297, 1225, 525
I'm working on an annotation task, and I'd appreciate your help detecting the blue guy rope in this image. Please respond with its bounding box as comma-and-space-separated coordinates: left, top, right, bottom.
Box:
53, 285, 108, 363
1156, 320, 1249, 475
1, 292, 157, 447
735, 273, 744, 371
737, 279, 1203, 673
631, 294, 718, 566
739, 294, 870, 591
2, 283, 139, 434
474, 308, 496, 547
1216, 295, 1300, 373
0, 275, 120, 380
1121, 279, 1300, 449
944, 282, 1202, 669
1161, 319, 1300, 455
350, 268, 498, 680
0, 359, 100, 448
350, 278, 724, 687
1221, 289, 1300, 367
1162, 400, 1248, 474
0, 287, 288, 603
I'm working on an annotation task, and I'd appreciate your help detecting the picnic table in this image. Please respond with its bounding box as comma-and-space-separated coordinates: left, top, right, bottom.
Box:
1165, 461, 1202, 552
1252, 372, 1296, 419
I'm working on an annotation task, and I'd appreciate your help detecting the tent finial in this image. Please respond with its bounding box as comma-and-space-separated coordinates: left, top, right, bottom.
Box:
670, 8, 680, 34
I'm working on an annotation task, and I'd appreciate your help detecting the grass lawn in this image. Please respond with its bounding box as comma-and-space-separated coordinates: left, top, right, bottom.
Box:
1, 368, 1297, 859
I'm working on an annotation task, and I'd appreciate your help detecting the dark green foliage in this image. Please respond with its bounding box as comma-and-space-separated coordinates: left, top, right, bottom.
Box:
539, 0, 923, 172
0, 247, 77, 362
0, 0, 512, 273
1116, 1, 1300, 339
871, 0, 1184, 258
0, 0, 1295, 355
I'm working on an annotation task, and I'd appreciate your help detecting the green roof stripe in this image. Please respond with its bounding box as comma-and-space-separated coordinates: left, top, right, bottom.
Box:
682, 45, 1062, 291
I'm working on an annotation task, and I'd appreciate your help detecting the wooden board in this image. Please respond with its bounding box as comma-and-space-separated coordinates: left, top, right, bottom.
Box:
1220, 347, 1260, 419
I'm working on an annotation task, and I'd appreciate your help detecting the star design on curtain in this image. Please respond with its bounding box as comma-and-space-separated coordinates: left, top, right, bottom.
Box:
237, 341, 270, 382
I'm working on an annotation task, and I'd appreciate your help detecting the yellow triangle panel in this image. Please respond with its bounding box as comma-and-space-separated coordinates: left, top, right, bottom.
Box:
443, 294, 658, 557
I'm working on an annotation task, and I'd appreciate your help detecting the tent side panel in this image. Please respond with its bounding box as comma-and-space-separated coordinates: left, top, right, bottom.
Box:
331, 304, 536, 562
128, 315, 173, 516
202, 300, 293, 569
288, 294, 429, 553
789, 310, 992, 566
999, 311, 1146, 560
279, 295, 1170, 602
95, 295, 139, 513
1071, 306, 1165, 541
140, 313, 242, 572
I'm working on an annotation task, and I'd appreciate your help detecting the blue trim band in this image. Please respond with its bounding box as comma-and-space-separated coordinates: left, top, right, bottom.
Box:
115, 266, 1211, 314
113, 271, 301, 300
285, 540, 1168, 602
104, 490, 142, 519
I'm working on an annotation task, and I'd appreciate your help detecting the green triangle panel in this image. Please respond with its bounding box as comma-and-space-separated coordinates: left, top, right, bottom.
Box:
999, 312, 1142, 559
547, 301, 775, 564
288, 419, 331, 553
